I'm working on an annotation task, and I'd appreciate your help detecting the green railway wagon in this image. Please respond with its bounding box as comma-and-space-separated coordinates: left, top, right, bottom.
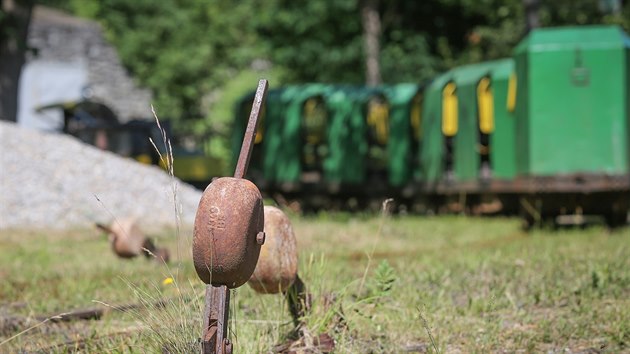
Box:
513, 25, 629, 177
488, 59, 517, 180
233, 85, 330, 191
229, 25, 629, 225
325, 86, 387, 188
266, 85, 329, 190
383, 84, 422, 191
324, 86, 365, 186
448, 61, 497, 183
419, 60, 516, 184
513, 25, 630, 226
236, 84, 420, 194
321, 84, 422, 201
419, 73, 451, 184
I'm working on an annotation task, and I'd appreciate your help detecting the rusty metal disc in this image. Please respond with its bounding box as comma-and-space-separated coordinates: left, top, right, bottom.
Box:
193, 177, 264, 288
248, 206, 298, 294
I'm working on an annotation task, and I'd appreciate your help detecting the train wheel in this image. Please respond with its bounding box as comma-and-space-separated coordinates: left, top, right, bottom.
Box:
520, 215, 535, 231
605, 211, 628, 229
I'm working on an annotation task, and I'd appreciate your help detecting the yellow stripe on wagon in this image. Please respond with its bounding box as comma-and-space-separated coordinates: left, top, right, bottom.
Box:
477, 77, 494, 134
507, 72, 517, 112
442, 82, 458, 137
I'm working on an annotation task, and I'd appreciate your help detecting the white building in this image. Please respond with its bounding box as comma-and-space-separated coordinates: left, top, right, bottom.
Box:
18, 6, 152, 131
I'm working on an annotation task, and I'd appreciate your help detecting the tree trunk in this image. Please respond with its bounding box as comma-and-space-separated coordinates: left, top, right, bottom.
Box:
0, 0, 33, 122
361, 0, 381, 87
522, 0, 540, 34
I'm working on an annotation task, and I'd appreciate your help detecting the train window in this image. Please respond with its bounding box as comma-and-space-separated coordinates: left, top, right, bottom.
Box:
507, 72, 517, 112
410, 92, 423, 141
442, 82, 458, 137
302, 97, 327, 145
477, 77, 494, 134
242, 99, 265, 144
255, 125, 264, 143
367, 96, 389, 145
302, 96, 328, 171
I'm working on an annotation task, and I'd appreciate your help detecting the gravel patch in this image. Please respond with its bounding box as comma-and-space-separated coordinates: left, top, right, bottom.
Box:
0, 121, 203, 231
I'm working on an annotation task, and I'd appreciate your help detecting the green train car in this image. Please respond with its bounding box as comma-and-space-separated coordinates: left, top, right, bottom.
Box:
232, 25, 629, 226
418, 58, 518, 214
512, 25, 629, 226
233, 84, 422, 209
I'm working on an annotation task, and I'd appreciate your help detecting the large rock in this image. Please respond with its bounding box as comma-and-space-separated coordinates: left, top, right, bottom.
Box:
0, 122, 203, 231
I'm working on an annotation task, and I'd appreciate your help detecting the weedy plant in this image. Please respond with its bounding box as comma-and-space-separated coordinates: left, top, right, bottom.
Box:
364, 260, 397, 301
120, 108, 203, 352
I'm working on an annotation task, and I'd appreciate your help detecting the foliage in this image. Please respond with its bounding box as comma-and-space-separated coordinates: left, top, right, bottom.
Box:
0, 0, 35, 122
198, 67, 284, 164
61, 0, 264, 122
255, 0, 365, 83
365, 259, 397, 301
32, 0, 630, 163
0, 0, 34, 44
259, 0, 629, 82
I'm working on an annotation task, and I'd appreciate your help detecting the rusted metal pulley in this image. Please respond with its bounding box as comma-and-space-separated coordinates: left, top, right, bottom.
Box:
96, 218, 170, 262
193, 177, 264, 287
247, 206, 309, 329
193, 79, 269, 354
193, 80, 268, 286
248, 205, 298, 294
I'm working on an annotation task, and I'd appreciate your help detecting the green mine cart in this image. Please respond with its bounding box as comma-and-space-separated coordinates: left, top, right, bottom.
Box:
233, 85, 330, 191
488, 59, 517, 180
324, 84, 421, 199
513, 25, 630, 225
383, 84, 422, 191
448, 61, 497, 183
325, 86, 387, 189
419, 59, 516, 183
325, 86, 368, 186
230, 25, 629, 224
514, 25, 629, 177
419, 72, 451, 184
236, 84, 421, 201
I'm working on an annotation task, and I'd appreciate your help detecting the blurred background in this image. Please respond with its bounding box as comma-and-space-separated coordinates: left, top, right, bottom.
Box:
1, 3, 629, 352
2, 0, 627, 167
1, 0, 629, 227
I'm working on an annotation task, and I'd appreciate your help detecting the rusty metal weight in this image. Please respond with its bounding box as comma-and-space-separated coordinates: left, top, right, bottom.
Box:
194, 79, 269, 354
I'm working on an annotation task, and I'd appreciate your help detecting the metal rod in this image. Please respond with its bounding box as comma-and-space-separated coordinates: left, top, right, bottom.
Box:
283, 274, 310, 328
202, 285, 231, 354
199, 79, 268, 353
234, 79, 269, 179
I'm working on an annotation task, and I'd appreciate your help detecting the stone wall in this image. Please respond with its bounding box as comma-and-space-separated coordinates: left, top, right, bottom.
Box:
26, 6, 152, 122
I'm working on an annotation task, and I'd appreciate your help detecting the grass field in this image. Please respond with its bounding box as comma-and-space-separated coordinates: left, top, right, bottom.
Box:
1, 213, 628, 353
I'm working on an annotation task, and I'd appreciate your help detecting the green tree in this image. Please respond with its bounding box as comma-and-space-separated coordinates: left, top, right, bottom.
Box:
61, 0, 272, 165
257, 0, 629, 84
67, 0, 264, 122
255, 0, 365, 83
0, 0, 34, 122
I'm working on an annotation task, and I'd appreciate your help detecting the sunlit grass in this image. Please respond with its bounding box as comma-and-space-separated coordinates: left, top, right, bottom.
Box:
1, 216, 628, 352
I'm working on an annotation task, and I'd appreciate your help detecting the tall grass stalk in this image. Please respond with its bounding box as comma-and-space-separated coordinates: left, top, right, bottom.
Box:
418, 307, 440, 354
149, 105, 183, 266
358, 198, 394, 295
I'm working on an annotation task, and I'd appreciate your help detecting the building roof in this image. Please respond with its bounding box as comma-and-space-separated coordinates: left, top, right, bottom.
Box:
32, 6, 98, 29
